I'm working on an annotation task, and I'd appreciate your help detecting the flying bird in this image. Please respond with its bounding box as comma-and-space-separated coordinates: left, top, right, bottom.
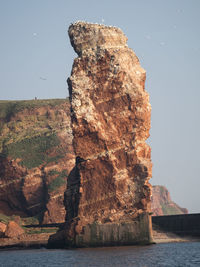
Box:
39, 77, 47, 81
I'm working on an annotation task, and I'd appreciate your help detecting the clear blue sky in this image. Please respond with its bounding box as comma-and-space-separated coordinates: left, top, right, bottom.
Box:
0, 0, 200, 213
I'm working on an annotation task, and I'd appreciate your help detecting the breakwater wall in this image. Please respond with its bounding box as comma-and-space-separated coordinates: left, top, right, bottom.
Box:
152, 213, 200, 237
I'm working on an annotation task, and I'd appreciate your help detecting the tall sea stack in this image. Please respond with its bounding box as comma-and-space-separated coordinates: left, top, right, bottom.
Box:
49, 21, 152, 247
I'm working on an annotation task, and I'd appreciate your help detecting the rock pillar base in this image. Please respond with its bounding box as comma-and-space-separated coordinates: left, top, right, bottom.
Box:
74, 213, 153, 247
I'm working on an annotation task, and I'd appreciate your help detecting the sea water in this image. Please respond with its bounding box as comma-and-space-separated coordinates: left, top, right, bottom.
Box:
0, 242, 200, 267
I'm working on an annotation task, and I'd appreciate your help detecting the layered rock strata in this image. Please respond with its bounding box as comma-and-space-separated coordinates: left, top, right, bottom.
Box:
0, 99, 75, 223
151, 185, 188, 216
50, 22, 152, 247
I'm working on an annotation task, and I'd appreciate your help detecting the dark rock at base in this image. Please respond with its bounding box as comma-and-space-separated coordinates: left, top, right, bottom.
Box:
48, 213, 153, 248
47, 230, 66, 249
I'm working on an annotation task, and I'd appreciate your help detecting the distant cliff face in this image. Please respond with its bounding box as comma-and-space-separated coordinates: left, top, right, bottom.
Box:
55, 21, 153, 247
0, 99, 75, 223
151, 185, 188, 216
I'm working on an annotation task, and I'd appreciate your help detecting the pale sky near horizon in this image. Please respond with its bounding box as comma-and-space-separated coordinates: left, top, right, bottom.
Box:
0, 0, 200, 213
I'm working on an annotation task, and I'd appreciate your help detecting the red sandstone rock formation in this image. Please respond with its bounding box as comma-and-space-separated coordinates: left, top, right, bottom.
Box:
4, 221, 25, 238
151, 185, 188, 216
49, 22, 152, 247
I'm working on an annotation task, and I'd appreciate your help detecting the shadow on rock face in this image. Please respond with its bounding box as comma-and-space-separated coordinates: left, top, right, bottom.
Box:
48, 159, 81, 248
64, 160, 81, 222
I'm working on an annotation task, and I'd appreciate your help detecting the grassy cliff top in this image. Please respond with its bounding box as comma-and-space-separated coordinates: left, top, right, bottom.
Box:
0, 98, 69, 121
0, 98, 71, 168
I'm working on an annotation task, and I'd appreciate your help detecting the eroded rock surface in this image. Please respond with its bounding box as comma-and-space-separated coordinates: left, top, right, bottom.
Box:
151, 185, 188, 216
4, 221, 25, 238
51, 22, 152, 247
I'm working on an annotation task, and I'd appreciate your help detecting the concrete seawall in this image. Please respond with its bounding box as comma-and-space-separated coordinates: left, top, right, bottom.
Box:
152, 213, 200, 237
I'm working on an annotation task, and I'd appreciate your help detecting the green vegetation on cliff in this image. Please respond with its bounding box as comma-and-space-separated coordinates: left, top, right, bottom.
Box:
0, 99, 68, 169
26, 227, 59, 235
48, 170, 67, 192
0, 98, 72, 224
161, 204, 184, 215
0, 99, 67, 122
2, 133, 61, 169
0, 213, 11, 224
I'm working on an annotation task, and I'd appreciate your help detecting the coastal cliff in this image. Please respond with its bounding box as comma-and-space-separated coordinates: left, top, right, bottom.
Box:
0, 102, 188, 227
151, 185, 188, 216
0, 99, 75, 224
48, 22, 152, 247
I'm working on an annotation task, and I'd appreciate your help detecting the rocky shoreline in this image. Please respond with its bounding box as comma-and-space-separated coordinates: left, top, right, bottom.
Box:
152, 229, 200, 244
1, 230, 199, 250
0, 233, 51, 250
